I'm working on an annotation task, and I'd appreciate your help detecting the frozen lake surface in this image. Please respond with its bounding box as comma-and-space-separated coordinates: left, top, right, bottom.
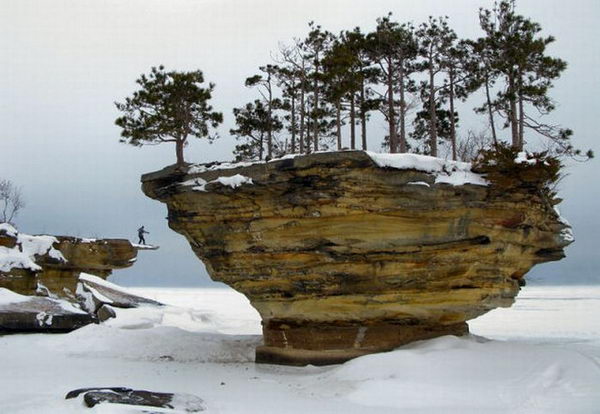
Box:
1, 285, 599, 413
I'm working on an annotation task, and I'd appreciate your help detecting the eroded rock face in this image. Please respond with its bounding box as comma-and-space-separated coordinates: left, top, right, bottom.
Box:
142, 151, 571, 365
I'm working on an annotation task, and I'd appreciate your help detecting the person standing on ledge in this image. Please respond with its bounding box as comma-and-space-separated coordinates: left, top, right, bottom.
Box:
137, 226, 149, 245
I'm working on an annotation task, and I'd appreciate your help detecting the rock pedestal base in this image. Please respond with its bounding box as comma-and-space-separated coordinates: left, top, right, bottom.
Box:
256, 321, 469, 366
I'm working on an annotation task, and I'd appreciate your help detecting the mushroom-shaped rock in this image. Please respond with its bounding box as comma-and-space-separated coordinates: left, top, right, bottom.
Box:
142, 151, 572, 365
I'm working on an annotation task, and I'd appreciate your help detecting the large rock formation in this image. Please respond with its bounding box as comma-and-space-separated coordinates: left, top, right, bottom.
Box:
142, 151, 572, 365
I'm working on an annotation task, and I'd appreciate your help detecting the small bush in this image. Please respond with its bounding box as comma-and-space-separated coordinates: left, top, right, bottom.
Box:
472, 144, 562, 196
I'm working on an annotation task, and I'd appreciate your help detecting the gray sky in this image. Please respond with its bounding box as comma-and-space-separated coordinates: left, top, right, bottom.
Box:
1, 0, 599, 286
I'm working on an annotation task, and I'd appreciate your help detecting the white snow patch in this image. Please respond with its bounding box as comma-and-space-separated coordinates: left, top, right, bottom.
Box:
179, 177, 208, 191
54, 298, 88, 314
1, 286, 599, 413
79, 273, 138, 297
0, 287, 30, 305
83, 284, 114, 305
186, 153, 304, 175
515, 151, 538, 165
0, 228, 66, 273
366, 151, 489, 186
214, 174, 253, 188
554, 206, 571, 227
181, 174, 253, 192
407, 181, 430, 187
553, 207, 574, 243
35, 312, 53, 326
0, 222, 18, 237
329, 334, 600, 412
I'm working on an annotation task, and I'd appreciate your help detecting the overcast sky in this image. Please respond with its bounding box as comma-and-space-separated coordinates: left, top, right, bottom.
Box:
1, 0, 599, 286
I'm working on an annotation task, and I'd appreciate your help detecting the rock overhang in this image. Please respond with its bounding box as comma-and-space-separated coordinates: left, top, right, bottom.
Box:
141, 150, 572, 365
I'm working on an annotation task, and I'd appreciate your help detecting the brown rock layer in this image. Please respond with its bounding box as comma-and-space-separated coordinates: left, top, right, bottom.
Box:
0, 231, 138, 300
141, 151, 571, 365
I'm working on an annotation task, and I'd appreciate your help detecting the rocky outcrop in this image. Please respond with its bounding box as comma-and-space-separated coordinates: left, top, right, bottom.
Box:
0, 224, 157, 332
142, 151, 572, 365
0, 224, 141, 300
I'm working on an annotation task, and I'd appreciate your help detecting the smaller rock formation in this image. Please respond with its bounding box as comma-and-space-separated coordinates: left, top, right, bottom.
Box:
66, 387, 205, 412
0, 223, 158, 332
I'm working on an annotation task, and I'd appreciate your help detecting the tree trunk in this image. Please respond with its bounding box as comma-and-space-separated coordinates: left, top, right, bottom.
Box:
449, 70, 457, 161
485, 74, 498, 149
291, 93, 296, 153
336, 100, 342, 150
313, 56, 319, 152
518, 73, 524, 150
299, 81, 305, 154
176, 138, 185, 166
428, 61, 438, 157
360, 78, 367, 150
350, 94, 356, 150
399, 62, 407, 153
267, 73, 273, 159
508, 74, 519, 148
387, 59, 397, 153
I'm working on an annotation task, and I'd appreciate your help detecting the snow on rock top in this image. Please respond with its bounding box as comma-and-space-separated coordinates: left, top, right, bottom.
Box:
0, 223, 18, 238
186, 153, 301, 175
215, 174, 253, 188
366, 151, 489, 186
0, 227, 66, 273
181, 174, 253, 192
515, 151, 537, 165
185, 150, 488, 188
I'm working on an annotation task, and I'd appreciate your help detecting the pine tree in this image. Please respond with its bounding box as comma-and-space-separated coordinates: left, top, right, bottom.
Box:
230, 100, 283, 161
245, 65, 282, 159
273, 65, 301, 154
415, 16, 456, 157
367, 14, 418, 153
322, 32, 364, 150
478, 1, 590, 158
276, 42, 311, 154
115, 66, 223, 166
439, 40, 474, 160
344, 27, 379, 151
469, 36, 501, 148
302, 22, 334, 152
411, 102, 458, 155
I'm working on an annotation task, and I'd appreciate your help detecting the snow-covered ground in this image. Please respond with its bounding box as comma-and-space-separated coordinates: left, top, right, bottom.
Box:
1, 285, 599, 413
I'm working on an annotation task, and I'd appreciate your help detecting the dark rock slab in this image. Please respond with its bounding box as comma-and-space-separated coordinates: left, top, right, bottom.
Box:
0, 296, 93, 333
66, 387, 204, 412
96, 304, 116, 322
81, 278, 163, 309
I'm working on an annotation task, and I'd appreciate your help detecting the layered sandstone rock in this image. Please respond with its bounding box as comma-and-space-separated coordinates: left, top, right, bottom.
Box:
0, 224, 156, 331
142, 151, 572, 365
0, 224, 141, 300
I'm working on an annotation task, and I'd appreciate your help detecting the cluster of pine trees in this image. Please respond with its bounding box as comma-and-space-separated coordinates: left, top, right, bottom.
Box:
231, 0, 590, 162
